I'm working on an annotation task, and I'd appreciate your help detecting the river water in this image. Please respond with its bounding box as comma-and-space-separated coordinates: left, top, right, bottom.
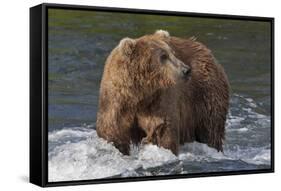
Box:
47, 9, 272, 182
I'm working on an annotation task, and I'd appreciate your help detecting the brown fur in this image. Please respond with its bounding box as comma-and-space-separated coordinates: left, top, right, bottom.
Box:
96, 30, 230, 155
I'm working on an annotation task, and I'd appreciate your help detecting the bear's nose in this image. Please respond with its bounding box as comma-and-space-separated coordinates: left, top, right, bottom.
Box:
182, 66, 191, 76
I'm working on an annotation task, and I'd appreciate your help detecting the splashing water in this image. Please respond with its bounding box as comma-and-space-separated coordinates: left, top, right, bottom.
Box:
48, 94, 271, 182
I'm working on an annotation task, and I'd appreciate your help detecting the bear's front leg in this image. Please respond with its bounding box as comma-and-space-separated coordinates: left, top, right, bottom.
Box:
138, 115, 179, 155
140, 122, 165, 145
97, 125, 132, 155
137, 115, 164, 145
155, 124, 179, 155
96, 107, 135, 155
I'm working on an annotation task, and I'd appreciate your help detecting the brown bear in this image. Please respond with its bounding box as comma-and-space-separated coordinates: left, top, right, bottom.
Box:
96, 30, 229, 155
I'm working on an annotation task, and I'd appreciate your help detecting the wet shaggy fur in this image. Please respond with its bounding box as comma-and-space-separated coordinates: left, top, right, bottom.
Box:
96, 30, 230, 155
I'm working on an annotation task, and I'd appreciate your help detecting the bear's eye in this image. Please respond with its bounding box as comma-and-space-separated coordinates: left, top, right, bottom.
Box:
160, 53, 169, 62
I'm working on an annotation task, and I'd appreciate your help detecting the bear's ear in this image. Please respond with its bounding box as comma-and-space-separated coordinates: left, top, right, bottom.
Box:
154, 30, 170, 38
118, 37, 136, 57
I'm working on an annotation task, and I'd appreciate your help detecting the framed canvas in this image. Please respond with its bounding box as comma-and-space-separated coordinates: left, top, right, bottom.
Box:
30, 3, 274, 187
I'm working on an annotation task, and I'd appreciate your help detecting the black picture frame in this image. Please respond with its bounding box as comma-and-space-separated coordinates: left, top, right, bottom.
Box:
30, 3, 275, 187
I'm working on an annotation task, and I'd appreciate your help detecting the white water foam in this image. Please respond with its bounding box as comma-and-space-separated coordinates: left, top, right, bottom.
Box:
48, 128, 270, 182
178, 142, 270, 165
48, 95, 271, 181
48, 128, 178, 181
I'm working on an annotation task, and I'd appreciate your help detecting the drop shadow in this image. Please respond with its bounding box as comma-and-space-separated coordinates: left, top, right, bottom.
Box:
19, 175, 29, 183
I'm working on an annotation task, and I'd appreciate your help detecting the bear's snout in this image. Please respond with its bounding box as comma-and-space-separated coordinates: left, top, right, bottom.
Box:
182, 65, 191, 76
181, 64, 191, 79
173, 57, 191, 79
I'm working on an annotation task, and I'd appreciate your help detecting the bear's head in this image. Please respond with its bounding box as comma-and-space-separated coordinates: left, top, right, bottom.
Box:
105, 30, 191, 99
